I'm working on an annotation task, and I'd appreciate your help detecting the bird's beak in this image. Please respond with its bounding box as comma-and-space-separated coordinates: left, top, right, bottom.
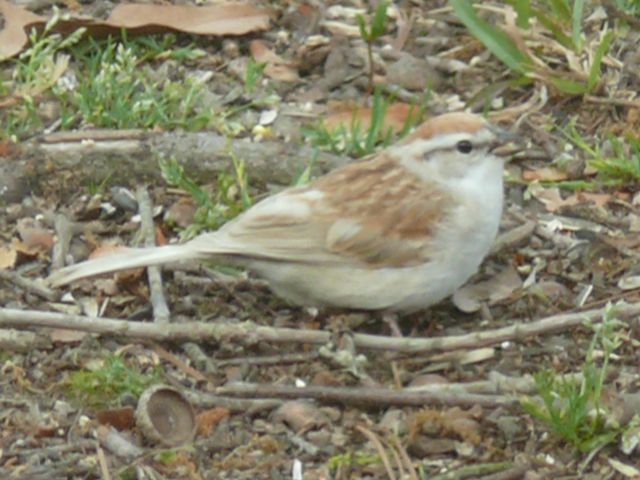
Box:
489, 125, 522, 157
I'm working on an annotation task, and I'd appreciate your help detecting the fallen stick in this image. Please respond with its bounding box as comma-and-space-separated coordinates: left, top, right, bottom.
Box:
0, 301, 638, 354
210, 382, 515, 408
135, 186, 170, 324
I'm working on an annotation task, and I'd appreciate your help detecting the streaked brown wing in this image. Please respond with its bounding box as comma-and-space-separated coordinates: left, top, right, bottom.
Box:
316, 153, 454, 267
195, 153, 454, 268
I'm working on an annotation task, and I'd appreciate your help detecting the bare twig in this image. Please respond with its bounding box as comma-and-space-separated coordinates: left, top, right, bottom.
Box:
585, 95, 640, 109
96, 426, 143, 459
183, 390, 282, 414
0, 269, 57, 301
96, 444, 112, 480
216, 351, 319, 368
212, 382, 515, 408
182, 342, 218, 375
51, 213, 73, 270
356, 425, 397, 480
491, 220, 536, 254
1, 302, 639, 354
135, 186, 170, 324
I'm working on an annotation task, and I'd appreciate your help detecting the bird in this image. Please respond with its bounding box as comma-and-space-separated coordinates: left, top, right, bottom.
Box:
48, 112, 509, 314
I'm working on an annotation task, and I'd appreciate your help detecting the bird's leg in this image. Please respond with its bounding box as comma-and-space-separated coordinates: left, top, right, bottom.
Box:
382, 313, 403, 337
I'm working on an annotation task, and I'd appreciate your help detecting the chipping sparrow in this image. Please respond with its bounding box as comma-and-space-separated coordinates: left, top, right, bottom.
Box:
49, 112, 508, 313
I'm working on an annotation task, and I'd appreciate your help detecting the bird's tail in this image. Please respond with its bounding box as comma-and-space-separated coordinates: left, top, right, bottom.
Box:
48, 244, 208, 287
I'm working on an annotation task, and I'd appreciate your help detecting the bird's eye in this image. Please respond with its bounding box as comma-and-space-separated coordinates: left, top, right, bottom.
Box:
456, 140, 473, 154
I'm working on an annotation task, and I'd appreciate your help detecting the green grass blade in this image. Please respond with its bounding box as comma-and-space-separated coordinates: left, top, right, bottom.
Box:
587, 30, 613, 92
371, 0, 389, 39
533, 9, 574, 49
513, 0, 532, 28
548, 0, 572, 21
356, 14, 369, 41
451, 0, 531, 73
571, 0, 585, 50
547, 76, 587, 94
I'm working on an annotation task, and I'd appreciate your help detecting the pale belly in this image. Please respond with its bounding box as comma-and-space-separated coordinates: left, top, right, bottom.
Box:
250, 238, 493, 313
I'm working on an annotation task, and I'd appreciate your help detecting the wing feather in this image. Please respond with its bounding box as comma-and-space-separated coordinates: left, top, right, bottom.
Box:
189, 154, 454, 268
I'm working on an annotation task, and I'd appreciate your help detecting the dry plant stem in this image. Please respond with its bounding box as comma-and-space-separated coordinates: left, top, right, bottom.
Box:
407, 371, 581, 395
182, 342, 218, 375
2, 302, 639, 352
388, 433, 419, 480
0, 269, 57, 301
135, 186, 170, 324
96, 425, 143, 459
356, 425, 397, 480
476, 463, 529, 480
215, 351, 319, 367
51, 213, 73, 270
490, 220, 536, 254
213, 382, 515, 408
183, 390, 282, 413
96, 445, 112, 480
585, 95, 640, 109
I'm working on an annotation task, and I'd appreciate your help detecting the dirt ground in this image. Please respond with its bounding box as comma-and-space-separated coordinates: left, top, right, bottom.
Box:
1, 0, 640, 479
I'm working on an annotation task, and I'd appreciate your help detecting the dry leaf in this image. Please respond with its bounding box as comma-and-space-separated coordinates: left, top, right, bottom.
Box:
108, 3, 271, 36
410, 407, 482, 445
0, 244, 17, 269
324, 102, 416, 133
17, 218, 55, 253
529, 185, 580, 212
250, 39, 299, 82
522, 167, 569, 182
165, 199, 196, 229
530, 185, 613, 212
196, 408, 230, 437
0, 0, 44, 60
96, 407, 136, 431
48, 328, 88, 343
608, 458, 640, 478
272, 401, 329, 433
453, 266, 522, 313
0, 0, 271, 60
568, 191, 612, 209
0, 140, 18, 157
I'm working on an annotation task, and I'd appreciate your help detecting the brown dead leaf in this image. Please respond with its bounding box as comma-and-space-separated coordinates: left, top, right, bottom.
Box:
34, 425, 57, 439
0, 244, 17, 269
12, 238, 43, 259
0, 0, 44, 60
324, 102, 416, 133
272, 400, 329, 433
529, 185, 580, 212
530, 185, 613, 212
569, 192, 613, 209
108, 3, 271, 36
409, 407, 482, 445
0, 1, 271, 60
96, 406, 136, 430
453, 265, 522, 313
48, 328, 88, 343
250, 40, 299, 82
165, 198, 196, 229
522, 167, 569, 182
0, 140, 18, 157
196, 408, 230, 437
17, 218, 55, 253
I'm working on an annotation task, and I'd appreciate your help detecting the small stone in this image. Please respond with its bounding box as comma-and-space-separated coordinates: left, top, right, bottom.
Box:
387, 54, 442, 91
